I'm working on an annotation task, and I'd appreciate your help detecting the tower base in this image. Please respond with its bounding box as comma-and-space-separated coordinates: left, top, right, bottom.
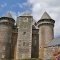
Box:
11, 58, 42, 60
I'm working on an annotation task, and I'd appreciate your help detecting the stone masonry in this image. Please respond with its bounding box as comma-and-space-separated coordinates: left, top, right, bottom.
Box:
0, 11, 55, 60
0, 12, 15, 60
16, 13, 32, 59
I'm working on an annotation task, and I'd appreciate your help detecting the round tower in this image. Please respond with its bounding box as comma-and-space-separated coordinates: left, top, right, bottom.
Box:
37, 12, 55, 59
0, 12, 15, 60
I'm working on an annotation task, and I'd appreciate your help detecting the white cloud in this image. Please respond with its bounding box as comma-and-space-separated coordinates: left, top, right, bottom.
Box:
0, 2, 7, 8
17, 2, 28, 8
17, 3, 23, 8
27, 0, 60, 37
9, 11, 17, 20
32, 3, 41, 13
17, 12, 21, 16
9, 11, 22, 20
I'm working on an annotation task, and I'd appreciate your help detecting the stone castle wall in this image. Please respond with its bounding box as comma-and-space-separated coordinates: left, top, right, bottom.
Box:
0, 23, 12, 60
0, 12, 55, 60
16, 16, 32, 59
39, 24, 54, 59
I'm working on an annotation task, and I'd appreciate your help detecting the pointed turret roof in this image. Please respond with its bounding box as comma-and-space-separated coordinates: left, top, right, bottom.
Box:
41, 12, 51, 19
21, 11, 31, 16
4, 12, 13, 18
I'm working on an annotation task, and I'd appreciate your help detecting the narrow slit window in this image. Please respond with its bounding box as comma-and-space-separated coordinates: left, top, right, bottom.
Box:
23, 42, 25, 46
23, 32, 26, 35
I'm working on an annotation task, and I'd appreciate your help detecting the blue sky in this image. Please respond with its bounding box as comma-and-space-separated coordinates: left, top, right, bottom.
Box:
0, 0, 31, 17
0, 0, 60, 37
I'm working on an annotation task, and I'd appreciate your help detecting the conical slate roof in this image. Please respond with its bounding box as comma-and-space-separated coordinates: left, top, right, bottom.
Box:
4, 12, 13, 18
41, 12, 51, 19
46, 36, 60, 47
21, 11, 31, 16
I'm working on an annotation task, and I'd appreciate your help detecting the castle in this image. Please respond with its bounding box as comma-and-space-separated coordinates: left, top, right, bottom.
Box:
0, 11, 55, 60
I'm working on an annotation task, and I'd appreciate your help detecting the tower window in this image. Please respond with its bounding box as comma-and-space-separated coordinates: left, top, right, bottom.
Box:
23, 42, 25, 46
3, 47, 5, 50
2, 55, 5, 58
34, 40, 37, 45
33, 39, 37, 47
23, 32, 26, 35
22, 54, 25, 58
23, 17, 28, 22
